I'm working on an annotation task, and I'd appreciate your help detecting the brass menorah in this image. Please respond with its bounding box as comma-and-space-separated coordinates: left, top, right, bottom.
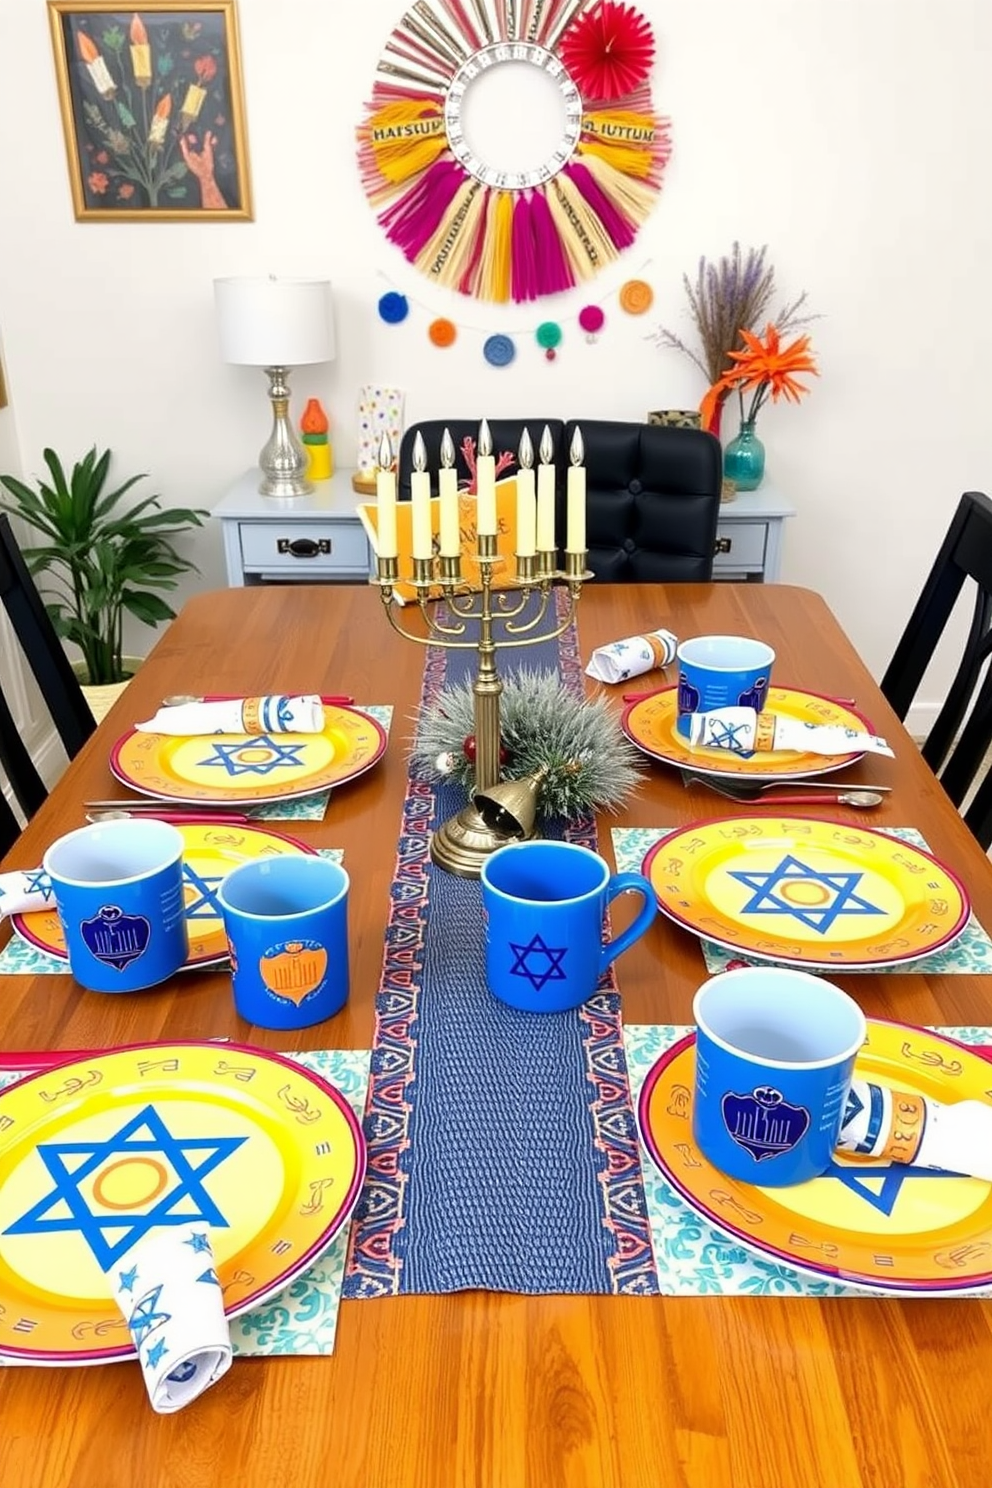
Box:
373, 420, 591, 877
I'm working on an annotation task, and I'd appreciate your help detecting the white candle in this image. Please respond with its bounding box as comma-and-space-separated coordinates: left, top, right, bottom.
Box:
411, 472, 433, 559
439, 466, 460, 556
536, 463, 555, 550
375, 434, 397, 559
515, 465, 536, 557
566, 466, 586, 552
476, 455, 496, 536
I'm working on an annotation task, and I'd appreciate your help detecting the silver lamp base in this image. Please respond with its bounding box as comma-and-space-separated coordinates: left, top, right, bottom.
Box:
258, 365, 312, 499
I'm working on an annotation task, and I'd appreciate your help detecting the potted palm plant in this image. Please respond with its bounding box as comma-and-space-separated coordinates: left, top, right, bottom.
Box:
0, 446, 207, 718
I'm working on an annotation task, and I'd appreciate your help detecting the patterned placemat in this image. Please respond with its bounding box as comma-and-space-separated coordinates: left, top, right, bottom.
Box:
0, 1047, 371, 1361
626, 1023, 992, 1297
613, 826, 992, 974
0, 848, 345, 975
344, 594, 658, 1299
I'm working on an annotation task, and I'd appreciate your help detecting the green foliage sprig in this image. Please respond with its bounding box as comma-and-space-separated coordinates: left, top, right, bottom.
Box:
411, 668, 644, 820
0, 447, 206, 685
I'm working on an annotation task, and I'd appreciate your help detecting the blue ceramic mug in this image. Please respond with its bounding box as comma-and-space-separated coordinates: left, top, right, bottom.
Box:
692, 967, 867, 1187
43, 819, 187, 993
480, 840, 657, 1013
217, 855, 350, 1030
676, 634, 775, 738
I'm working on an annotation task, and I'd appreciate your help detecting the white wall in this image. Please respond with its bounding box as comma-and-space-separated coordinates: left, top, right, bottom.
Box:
0, 0, 989, 717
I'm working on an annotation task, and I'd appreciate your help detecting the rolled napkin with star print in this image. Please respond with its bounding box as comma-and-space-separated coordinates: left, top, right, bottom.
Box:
109, 1222, 232, 1414
0, 868, 54, 917
136, 695, 325, 736
688, 706, 894, 758
836, 1079, 992, 1182
585, 628, 677, 684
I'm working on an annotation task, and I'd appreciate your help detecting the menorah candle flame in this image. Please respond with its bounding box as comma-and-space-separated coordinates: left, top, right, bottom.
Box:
373, 418, 586, 573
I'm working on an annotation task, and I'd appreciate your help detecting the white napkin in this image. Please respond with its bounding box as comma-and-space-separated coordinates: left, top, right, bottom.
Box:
688, 706, 894, 758
586, 628, 677, 684
0, 868, 54, 917
837, 1079, 992, 1182
136, 695, 325, 736
110, 1223, 232, 1414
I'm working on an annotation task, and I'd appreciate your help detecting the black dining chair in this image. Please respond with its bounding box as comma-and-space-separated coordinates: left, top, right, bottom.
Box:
881, 490, 992, 849
0, 513, 95, 823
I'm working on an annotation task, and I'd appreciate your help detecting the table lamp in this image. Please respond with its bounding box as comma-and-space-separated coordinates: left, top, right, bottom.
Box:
214, 276, 335, 499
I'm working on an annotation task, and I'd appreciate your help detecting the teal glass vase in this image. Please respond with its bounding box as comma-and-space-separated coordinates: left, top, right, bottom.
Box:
723, 419, 765, 491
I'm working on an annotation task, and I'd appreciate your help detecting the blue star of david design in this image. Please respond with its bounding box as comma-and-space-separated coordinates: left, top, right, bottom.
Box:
182, 864, 225, 920
197, 735, 307, 776
707, 719, 750, 753
146, 1338, 169, 1369
24, 870, 54, 902
508, 934, 567, 992
128, 1284, 170, 1346
727, 854, 887, 933
185, 1230, 211, 1253
117, 1265, 139, 1294
826, 1159, 966, 1216
3, 1105, 247, 1270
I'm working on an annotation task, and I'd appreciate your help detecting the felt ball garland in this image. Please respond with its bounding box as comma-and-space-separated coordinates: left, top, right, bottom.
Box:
357, 0, 670, 306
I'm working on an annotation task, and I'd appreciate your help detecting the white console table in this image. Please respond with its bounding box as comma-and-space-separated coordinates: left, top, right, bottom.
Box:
712, 483, 795, 582
214, 469, 372, 586
214, 469, 794, 586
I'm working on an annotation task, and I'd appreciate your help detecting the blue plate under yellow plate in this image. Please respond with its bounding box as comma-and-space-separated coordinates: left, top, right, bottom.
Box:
639, 1020, 992, 1295
109, 703, 387, 805
0, 1042, 366, 1363
643, 815, 970, 969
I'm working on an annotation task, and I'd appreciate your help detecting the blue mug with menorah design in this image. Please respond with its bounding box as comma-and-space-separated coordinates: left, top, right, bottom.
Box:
44, 819, 188, 993
217, 855, 350, 1030
480, 840, 656, 1014
692, 967, 867, 1187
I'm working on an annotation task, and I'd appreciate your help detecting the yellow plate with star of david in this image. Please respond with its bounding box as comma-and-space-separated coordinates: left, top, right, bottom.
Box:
621, 686, 871, 781
0, 1041, 366, 1363
12, 820, 318, 969
109, 704, 387, 804
643, 816, 970, 969
639, 1019, 992, 1295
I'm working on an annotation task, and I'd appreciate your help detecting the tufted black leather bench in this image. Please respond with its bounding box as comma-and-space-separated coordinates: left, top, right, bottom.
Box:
397, 417, 722, 582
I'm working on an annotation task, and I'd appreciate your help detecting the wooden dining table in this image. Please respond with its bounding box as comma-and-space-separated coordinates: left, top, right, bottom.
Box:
2, 580, 991, 1488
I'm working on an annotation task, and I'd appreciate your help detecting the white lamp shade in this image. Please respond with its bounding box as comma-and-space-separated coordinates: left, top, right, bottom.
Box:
213, 276, 335, 366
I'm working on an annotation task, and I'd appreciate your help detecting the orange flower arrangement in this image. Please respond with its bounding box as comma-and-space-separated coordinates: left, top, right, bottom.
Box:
701, 323, 818, 431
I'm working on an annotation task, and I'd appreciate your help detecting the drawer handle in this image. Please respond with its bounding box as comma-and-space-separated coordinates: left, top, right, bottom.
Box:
714, 536, 732, 554
277, 537, 331, 557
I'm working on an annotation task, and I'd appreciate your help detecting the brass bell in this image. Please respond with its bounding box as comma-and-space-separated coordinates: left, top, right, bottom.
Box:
472, 765, 548, 842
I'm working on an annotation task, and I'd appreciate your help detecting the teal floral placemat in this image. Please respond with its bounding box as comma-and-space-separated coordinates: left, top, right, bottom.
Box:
613, 826, 992, 975
0, 1047, 371, 1360
0, 848, 345, 975
625, 1024, 992, 1297
246, 704, 393, 822
229, 1047, 370, 1357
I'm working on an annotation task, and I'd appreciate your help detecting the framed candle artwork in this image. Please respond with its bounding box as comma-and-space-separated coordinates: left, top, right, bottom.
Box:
357, 0, 670, 304
47, 1, 252, 221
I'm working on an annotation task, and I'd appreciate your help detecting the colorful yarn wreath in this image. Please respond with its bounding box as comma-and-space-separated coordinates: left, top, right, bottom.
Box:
357, 0, 671, 305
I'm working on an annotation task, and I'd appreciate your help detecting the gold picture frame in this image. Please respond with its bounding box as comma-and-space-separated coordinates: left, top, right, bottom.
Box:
48, 1, 252, 222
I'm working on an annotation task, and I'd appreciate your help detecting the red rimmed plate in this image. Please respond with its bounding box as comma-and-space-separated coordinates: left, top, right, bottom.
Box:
0, 1041, 366, 1363
642, 815, 970, 970
109, 703, 387, 805
621, 685, 872, 781
638, 1020, 992, 1296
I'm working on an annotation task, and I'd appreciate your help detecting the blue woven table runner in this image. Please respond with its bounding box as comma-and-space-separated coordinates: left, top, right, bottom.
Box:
344, 595, 657, 1297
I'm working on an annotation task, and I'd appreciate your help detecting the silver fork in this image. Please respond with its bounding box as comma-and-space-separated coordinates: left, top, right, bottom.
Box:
679, 769, 891, 801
